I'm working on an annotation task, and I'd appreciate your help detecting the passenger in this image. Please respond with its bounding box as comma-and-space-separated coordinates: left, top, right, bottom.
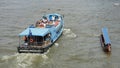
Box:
45, 34, 51, 45
48, 21, 53, 25
23, 36, 28, 42
30, 38, 34, 43
53, 16, 60, 26
52, 16, 55, 21
58, 16, 61, 21
39, 22, 46, 28
42, 16, 48, 24
35, 20, 42, 27
36, 20, 46, 28
23, 36, 28, 45
54, 21, 59, 26
50, 16, 55, 25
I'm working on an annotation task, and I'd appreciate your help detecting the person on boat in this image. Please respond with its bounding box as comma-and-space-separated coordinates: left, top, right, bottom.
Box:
42, 16, 48, 24
54, 21, 59, 26
23, 36, 27, 42
44, 34, 51, 46
50, 15, 56, 26
36, 20, 46, 28
52, 15, 55, 21
58, 16, 61, 21
51, 16, 60, 26
23, 36, 28, 45
27, 36, 35, 45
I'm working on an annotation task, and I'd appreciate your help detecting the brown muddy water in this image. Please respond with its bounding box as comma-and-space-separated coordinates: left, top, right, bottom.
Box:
0, 0, 120, 68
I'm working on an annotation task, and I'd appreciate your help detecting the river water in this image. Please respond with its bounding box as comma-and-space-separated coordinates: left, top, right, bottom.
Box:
0, 0, 120, 68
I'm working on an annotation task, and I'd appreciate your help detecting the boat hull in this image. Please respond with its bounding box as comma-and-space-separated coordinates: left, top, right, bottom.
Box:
17, 46, 49, 53
100, 34, 111, 52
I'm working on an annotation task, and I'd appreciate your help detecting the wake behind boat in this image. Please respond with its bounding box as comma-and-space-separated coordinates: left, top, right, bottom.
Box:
17, 13, 64, 53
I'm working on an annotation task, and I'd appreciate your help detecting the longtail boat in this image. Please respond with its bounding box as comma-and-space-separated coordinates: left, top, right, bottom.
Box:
100, 27, 111, 52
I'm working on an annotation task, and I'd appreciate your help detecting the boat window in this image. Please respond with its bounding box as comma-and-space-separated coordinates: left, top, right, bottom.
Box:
35, 36, 44, 42
44, 33, 51, 41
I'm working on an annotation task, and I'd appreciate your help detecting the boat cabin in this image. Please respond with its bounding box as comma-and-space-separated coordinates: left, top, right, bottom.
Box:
19, 28, 51, 48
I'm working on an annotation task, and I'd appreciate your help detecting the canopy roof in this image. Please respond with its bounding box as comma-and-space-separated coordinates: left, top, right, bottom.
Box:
102, 27, 111, 44
19, 28, 49, 36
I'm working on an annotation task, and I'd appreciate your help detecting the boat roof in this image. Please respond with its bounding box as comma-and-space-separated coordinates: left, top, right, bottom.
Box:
102, 27, 111, 44
19, 28, 49, 36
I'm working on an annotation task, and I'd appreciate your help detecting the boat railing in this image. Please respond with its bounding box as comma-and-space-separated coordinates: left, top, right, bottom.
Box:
46, 24, 54, 28
21, 42, 44, 46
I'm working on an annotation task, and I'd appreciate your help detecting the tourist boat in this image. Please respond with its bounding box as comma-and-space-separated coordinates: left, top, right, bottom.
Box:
17, 13, 64, 53
100, 27, 111, 52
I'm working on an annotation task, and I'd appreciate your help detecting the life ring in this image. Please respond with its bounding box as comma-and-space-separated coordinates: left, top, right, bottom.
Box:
30, 38, 34, 42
